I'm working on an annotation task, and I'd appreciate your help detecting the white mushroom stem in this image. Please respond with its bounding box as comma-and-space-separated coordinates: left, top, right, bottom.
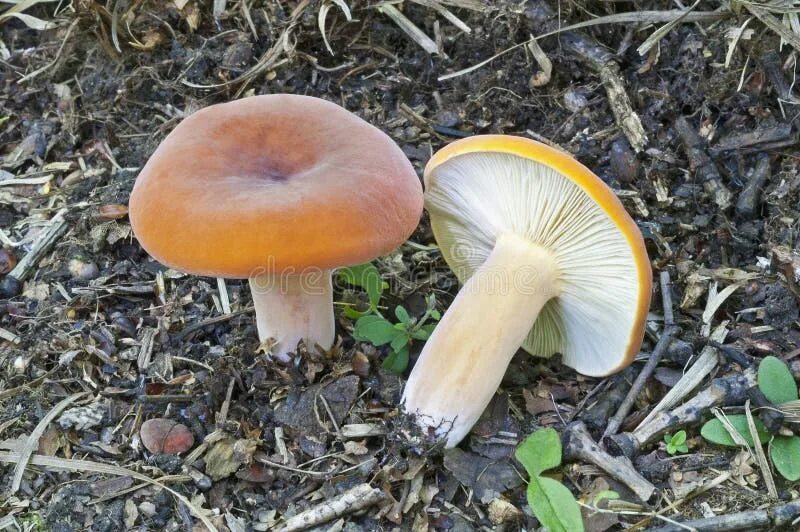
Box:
402, 234, 561, 447
249, 270, 335, 362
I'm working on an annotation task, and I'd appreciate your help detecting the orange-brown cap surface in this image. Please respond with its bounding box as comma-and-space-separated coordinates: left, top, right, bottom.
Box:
129, 95, 423, 278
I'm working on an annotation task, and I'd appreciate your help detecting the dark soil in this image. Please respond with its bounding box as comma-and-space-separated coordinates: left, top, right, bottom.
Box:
1, 1, 799, 531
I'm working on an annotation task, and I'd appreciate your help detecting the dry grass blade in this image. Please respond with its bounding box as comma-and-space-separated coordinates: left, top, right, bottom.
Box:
319, 0, 353, 56
725, 16, 754, 68
0, 451, 219, 532
438, 9, 727, 81
635, 324, 727, 431
745, 3, 800, 52
712, 407, 752, 453
0, 0, 58, 29
182, 0, 310, 90
637, 0, 701, 56
526, 36, 552, 87
378, 4, 438, 55
777, 399, 800, 422
412, 0, 471, 34
745, 400, 778, 499
18, 17, 79, 83
11, 391, 89, 493
435, 0, 489, 11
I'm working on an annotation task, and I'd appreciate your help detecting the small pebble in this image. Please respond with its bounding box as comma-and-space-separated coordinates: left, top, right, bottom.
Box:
138, 501, 156, 517
140, 418, 194, 454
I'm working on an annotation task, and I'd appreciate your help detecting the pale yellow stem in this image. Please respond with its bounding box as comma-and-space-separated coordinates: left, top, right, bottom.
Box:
249, 271, 334, 362
402, 234, 561, 447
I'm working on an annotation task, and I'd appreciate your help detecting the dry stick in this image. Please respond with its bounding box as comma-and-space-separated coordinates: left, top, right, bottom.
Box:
603, 271, 676, 439
674, 116, 733, 210
562, 421, 657, 503
759, 50, 798, 104
646, 499, 800, 532
606, 368, 757, 458
522, 2, 647, 151
276, 483, 386, 532
735, 153, 772, 219
175, 306, 253, 340
0, 208, 69, 297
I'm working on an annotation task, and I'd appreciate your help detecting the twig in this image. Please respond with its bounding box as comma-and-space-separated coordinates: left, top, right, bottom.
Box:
646, 499, 800, 532
745, 399, 778, 499
604, 272, 676, 438
18, 18, 80, 83
559, 32, 647, 152
137, 327, 157, 372
674, 116, 733, 210
0, 208, 69, 297
562, 421, 658, 503
736, 153, 772, 219
441, 9, 728, 82
759, 50, 798, 104
605, 368, 757, 457
276, 483, 386, 532
377, 4, 437, 55
635, 324, 726, 431
174, 306, 253, 340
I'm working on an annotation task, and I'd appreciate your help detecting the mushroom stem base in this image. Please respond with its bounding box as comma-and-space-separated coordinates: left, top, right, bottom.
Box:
402, 233, 560, 447
249, 271, 334, 362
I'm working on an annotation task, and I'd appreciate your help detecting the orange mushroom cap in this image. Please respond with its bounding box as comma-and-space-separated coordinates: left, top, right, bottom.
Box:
129, 94, 423, 278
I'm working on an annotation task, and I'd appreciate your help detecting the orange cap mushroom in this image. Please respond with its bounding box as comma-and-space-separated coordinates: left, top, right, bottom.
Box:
402, 135, 651, 447
130, 94, 423, 360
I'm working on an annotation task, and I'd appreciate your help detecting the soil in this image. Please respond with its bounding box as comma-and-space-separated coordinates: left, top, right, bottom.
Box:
1, 1, 799, 531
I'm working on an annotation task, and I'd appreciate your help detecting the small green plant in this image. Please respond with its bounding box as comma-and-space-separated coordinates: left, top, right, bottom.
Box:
340, 262, 440, 373
516, 428, 584, 532
338, 262, 386, 318
700, 355, 800, 481
663, 430, 688, 455
353, 294, 440, 373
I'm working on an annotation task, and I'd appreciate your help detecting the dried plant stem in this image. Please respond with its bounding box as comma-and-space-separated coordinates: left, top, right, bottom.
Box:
604, 271, 675, 438
11, 392, 90, 493
563, 421, 657, 503
276, 483, 386, 532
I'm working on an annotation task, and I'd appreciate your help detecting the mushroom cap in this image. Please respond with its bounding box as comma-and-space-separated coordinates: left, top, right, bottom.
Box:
424, 135, 652, 376
129, 94, 423, 278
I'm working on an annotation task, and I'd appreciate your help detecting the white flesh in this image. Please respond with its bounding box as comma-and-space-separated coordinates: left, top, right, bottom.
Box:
402, 233, 560, 447
249, 271, 335, 362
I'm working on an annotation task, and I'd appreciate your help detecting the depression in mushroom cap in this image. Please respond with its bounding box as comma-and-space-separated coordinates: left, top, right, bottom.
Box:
402, 135, 652, 447
129, 94, 423, 361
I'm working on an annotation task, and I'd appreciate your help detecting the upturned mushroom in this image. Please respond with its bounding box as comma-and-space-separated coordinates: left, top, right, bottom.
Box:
130, 94, 423, 361
402, 135, 652, 447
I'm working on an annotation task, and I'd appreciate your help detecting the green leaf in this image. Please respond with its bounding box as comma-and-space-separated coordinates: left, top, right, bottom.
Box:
382, 346, 409, 374
342, 306, 368, 319
390, 332, 409, 353
338, 263, 383, 309
700, 416, 769, 448
676, 443, 688, 453
353, 316, 403, 346
671, 430, 687, 446
410, 327, 431, 341
430, 309, 441, 320
515, 428, 561, 477
527, 476, 584, 532
592, 490, 620, 506
758, 356, 798, 405
663, 434, 672, 445
394, 305, 411, 325
770, 435, 800, 481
